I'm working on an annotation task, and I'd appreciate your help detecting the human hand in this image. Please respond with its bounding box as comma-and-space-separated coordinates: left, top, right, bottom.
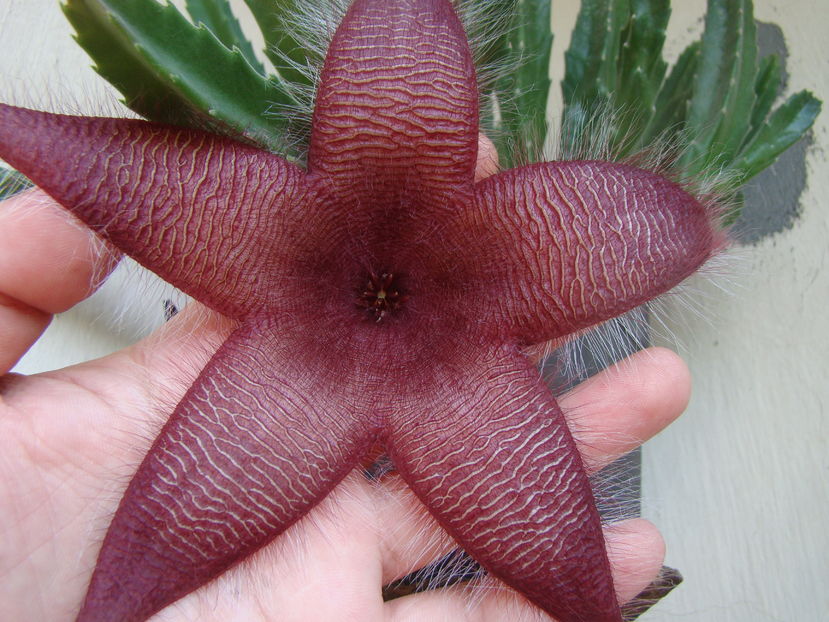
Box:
0, 181, 689, 621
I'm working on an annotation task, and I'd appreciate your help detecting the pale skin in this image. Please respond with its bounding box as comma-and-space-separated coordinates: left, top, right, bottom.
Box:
0, 142, 690, 621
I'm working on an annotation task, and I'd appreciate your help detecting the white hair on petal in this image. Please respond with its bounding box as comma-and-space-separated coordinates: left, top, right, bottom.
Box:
536, 97, 739, 387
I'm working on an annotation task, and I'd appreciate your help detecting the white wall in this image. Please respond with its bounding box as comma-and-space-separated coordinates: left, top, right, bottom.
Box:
643, 2, 829, 619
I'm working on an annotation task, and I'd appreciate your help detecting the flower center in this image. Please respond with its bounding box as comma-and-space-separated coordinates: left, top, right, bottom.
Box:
357, 271, 408, 323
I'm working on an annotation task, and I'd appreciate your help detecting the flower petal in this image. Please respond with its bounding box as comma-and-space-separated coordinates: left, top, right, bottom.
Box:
0, 104, 305, 319
387, 343, 621, 622
77, 320, 378, 622
308, 0, 478, 204
469, 161, 722, 343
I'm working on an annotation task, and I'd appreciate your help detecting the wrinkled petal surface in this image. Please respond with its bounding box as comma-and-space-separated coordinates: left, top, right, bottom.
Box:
467, 161, 719, 343
388, 343, 619, 622
0, 104, 304, 319
78, 320, 378, 622
308, 0, 478, 207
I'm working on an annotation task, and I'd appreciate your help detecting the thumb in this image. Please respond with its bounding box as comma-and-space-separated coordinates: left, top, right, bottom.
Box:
0, 188, 119, 372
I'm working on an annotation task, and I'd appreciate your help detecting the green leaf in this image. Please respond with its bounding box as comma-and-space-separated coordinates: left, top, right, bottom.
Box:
682, 0, 758, 172
561, 0, 630, 157
492, 0, 553, 163
605, 0, 671, 154
62, 0, 296, 152
563, 0, 629, 106
707, 0, 757, 165
615, 0, 670, 120
732, 90, 821, 183
636, 41, 700, 148
550, 0, 820, 227
185, 0, 265, 75
242, 0, 312, 87
562, 0, 673, 158
742, 53, 782, 149
0, 167, 32, 200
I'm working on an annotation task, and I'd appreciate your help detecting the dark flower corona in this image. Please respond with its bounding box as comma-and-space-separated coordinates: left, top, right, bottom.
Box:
357, 271, 408, 322
0, 0, 721, 620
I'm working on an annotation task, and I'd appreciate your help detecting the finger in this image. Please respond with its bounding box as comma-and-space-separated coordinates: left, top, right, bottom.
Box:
475, 133, 499, 181
0, 292, 50, 373
146, 469, 388, 622
561, 346, 691, 471
384, 518, 665, 621
375, 347, 687, 584
0, 188, 118, 314
605, 519, 666, 604
0, 188, 118, 371
115, 302, 238, 413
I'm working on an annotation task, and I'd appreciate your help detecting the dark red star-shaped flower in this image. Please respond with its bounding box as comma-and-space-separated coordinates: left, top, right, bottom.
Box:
0, 0, 720, 620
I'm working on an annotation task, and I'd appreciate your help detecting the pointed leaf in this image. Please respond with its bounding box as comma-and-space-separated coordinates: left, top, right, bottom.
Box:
492, 0, 553, 163
561, 0, 630, 157
242, 0, 313, 87
742, 53, 782, 149
615, 0, 670, 120
682, 0, 757, 171
63, 0, 296, 152
636, 41, 700, 147
562, 0, 629, 105
706, 0, 757, 165
733, 90, 821, 183
185, 0, 265, 75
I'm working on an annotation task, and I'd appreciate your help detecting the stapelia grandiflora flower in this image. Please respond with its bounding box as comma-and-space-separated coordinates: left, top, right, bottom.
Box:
0, 0, 721, 620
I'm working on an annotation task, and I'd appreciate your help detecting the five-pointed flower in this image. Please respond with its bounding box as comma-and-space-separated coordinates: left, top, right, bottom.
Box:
0, 0, 720, 620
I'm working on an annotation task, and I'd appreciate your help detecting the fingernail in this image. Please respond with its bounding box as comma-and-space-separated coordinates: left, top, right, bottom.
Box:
621, 565, 683, 620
